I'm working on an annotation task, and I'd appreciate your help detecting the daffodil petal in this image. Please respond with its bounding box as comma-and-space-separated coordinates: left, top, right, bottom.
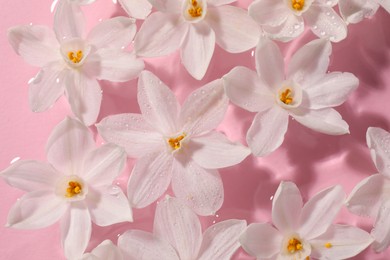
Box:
299, 185, 345, 240
82, 240, 123, 260
171, 160, 224, 216
54, 0, 85, 42
180, 22, 215, 80
366, 127, 390, 178
339, 0, 379, 24
7, 190, 67, 229
262, 13, 304, 42
197, 219, 247, 260
206, 5, 258, 53
240, 223, 283, 259
154, 196, 202, 259
190, 131, 250, 169
128, 152, 173, 208
223, 66, 274, 113
86, 16, 137, 49
247, 106, 289, 157
97, 113, 163, 158
248, 0, 289, 27
118, 230, 179, 260
148, 0, 181, 13
117, 0, 152, 19
372, 200, 390, 252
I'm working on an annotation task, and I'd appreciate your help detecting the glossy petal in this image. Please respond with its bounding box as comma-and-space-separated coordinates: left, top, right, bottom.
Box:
28, 66, 66, 112
287, 39, 332, 87
190, 131, 250, 169
127, 152, 173, 208
240, 223, 283, 259
82, 240, 123, 260
138, 71, 180, 135
7, 25, 60, 67
292, 108, 350, 135
134, 12, 188, 57
366, 127, 390, 178
171, 160, 224, 215
61, 201, 91, 260
372, 200, 390, 252
81, 143, 126, 186
304, 5, 347, 42
180, 22, 215, 80
118, 0, 152, 19
311, 224, 373, 259
248, 0, 290, 27
7, 190, 67, 229
206, 5, 259, 53
148, 0, 181, 12
255, 36, 285, 90
272, 181, 303, 233
339, 0, 379, 24
198, 219, 247, 260
303, 72, 359, 109
118, 230, 179, 260
346, 174, 388, 218
87, 187, 133, 226
154, 196, 202, 259
208, 0, 236, 6
54, 0, 85, 42
247, 106, 289, 157
46, 117, 95, 176
87, 16, 137, 49
1, 160, 60, 192
223, 66, 274, 113
97, 113, 163, 158
65, 71, 102, 126
180, 79, 228, 136
262, 14, 304, 42
299, 185, 345, 240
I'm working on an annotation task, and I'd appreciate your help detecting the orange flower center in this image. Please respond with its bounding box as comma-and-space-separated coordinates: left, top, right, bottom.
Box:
291, 0, 305, 10
68, 50, 83, 63
287, 238, 303, 253
66, 181, 82, 197
188, 0, 202, 17
168, 134, 186, 150
279, 88, 293, 105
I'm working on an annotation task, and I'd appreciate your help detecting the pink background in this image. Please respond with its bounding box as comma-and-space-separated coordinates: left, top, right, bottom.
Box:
0, 0, 390, 259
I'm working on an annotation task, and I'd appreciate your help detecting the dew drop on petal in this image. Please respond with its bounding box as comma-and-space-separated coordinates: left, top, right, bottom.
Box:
10, 157, 20, 164
270, 195, 274, 200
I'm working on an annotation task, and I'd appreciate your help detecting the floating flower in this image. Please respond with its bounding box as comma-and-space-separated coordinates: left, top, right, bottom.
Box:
97, 70, 250, 215
118, 196, 247, 259
249, 0, 347, 42
339, 0, 390, 24
347, 127, 390, 252
134, 0, 259, 80
81, 240, 123, 260
8, 0, 144, 126
117, 0, 152, 19
1, 118, 132, 259
224, 37, 358, 156
240, 181, 373, 259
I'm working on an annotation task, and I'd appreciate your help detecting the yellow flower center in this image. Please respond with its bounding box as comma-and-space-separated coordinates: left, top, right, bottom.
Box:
188, 0, 202, 17
168, 134, 186, 151
279, 88, 293, 105
325, 242, 332, 248
287, 238, 303, 253
66, 181, 82, 197
291, 0, 305, 11
68, 50, 83, 63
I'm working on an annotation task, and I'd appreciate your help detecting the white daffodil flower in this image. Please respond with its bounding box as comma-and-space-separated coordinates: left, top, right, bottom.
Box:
117, 0, 152, 19
97, 70, 251, 216
339, 0, 390, 24
81, 240, 123, 260
134, 0, 259, 80
118, 196, 247, 260
8, 0, 144, 126
240, 181, 373, 260
224, 37, 358, 157
249, 0, 347, 42
347, 127, 390, 252
1, 118, 132, 259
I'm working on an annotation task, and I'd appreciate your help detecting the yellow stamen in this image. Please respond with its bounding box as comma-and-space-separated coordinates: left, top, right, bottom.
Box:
168, 134, 186, 151
291, 0, 305, 11
188, 0, 203, 17
325, 242, 332, 248
306, 257, 310, 260
279, 88, 293, 105
66, 181, 82, 197
67, 50, 83, 63
287, 238, 303, 253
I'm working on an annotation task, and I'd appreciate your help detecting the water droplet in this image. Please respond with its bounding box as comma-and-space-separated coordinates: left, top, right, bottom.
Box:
320, 31, 326, 36
270, 195, 274, 200
251, 50, 255, 57
326, 0, 332, 6
10, 157, 20, 164
313, 25, 318, 30
56, 78, 60, 83
294, 24, 300, 29
98, 18, 103, 22
107, 185, 121, 195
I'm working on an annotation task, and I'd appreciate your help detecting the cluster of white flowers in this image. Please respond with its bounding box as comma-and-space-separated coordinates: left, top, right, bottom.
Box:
2, 0, 390, 259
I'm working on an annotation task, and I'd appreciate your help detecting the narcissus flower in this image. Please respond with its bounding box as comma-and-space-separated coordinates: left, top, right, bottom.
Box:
249, 0, 347, 42
240, 181, 373, 260
347, 127, 390, 252
1, 118, 132, 259
339, 0, 390, 24
97, 71, 250, 215
8, 0, 144, 126
118, 196, 247, 260
134, 0, 259, 79
224, 37, 358, 156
